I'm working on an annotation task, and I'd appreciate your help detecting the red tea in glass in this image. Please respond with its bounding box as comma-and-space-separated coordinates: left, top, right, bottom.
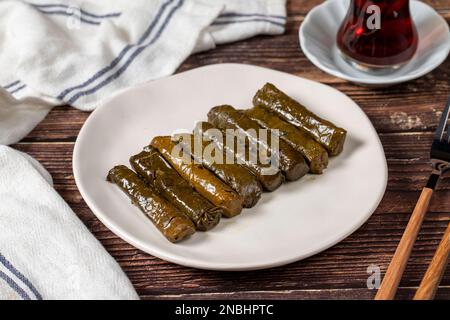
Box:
337, 0, 418, 71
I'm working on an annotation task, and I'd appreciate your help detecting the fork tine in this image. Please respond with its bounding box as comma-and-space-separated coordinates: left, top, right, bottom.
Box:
435, 96, 450, 143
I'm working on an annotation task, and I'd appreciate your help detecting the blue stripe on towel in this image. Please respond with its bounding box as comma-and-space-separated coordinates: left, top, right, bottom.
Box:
2, 81, 26, 94
34, 9, 102, 25
57, 0, 176, 101
9, 84, 27, 95
218, 12, 286, 21
30, 3, 122, 19
0, 270, 31, 300
212, 18, 285, 28
3, 80, 21, 89
0, 252, 43, 300
66, 0, 184, 104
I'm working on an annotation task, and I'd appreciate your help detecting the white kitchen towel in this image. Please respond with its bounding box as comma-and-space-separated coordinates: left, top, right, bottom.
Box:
0, 0, 287, 145
0, 145, 139, 300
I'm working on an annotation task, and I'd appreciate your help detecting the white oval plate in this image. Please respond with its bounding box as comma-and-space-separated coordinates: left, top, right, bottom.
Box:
73, 64, 387, 271
300, 0, 450, 86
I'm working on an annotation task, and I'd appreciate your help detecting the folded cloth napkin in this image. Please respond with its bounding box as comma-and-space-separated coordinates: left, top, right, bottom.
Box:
0, 0, 287, 145
0, 146, 139, 299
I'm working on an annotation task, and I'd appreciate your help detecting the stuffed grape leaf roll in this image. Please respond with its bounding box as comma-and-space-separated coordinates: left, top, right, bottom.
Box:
196, 121, 283, 192
253, 83, 347, 156
151, 136, 243, 218
175, 133, 262, 208
107, 165, 195, 243
207, 105, 309, 181
245, 106, 328, 174
130, 147, 222, 231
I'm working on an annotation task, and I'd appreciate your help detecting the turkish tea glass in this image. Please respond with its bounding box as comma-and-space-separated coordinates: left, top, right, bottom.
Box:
337, 0, 418, 72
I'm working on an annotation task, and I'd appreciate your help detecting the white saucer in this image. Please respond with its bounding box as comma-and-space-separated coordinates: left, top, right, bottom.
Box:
299, 0, 450, 86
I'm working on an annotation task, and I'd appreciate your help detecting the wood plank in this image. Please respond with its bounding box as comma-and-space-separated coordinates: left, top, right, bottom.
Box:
141, 287, 450, 300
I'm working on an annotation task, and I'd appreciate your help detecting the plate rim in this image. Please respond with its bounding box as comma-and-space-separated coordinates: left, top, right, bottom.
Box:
299, 0, 450, 85
73, 63, 388, 271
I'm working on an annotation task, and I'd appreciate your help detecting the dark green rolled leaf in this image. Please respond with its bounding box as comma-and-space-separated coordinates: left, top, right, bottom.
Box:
207, 104, 309, 181
130, 147, 222, 231
253, 83, 347, 156
196, 121, 283, 192
107, 165, 195, 243
176, 134, 262, 208
151, 136, 243, 218
245, 106, 328, 174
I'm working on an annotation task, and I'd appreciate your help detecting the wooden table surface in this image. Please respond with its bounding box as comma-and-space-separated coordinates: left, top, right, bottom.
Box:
12, 0, 450, 300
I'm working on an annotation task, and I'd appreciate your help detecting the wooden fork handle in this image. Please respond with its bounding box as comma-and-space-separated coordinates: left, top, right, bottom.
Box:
375, 187, 434, 300
414, 223, 450, 300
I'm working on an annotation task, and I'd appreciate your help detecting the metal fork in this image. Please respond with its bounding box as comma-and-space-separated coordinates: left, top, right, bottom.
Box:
375, 97, 450, 300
